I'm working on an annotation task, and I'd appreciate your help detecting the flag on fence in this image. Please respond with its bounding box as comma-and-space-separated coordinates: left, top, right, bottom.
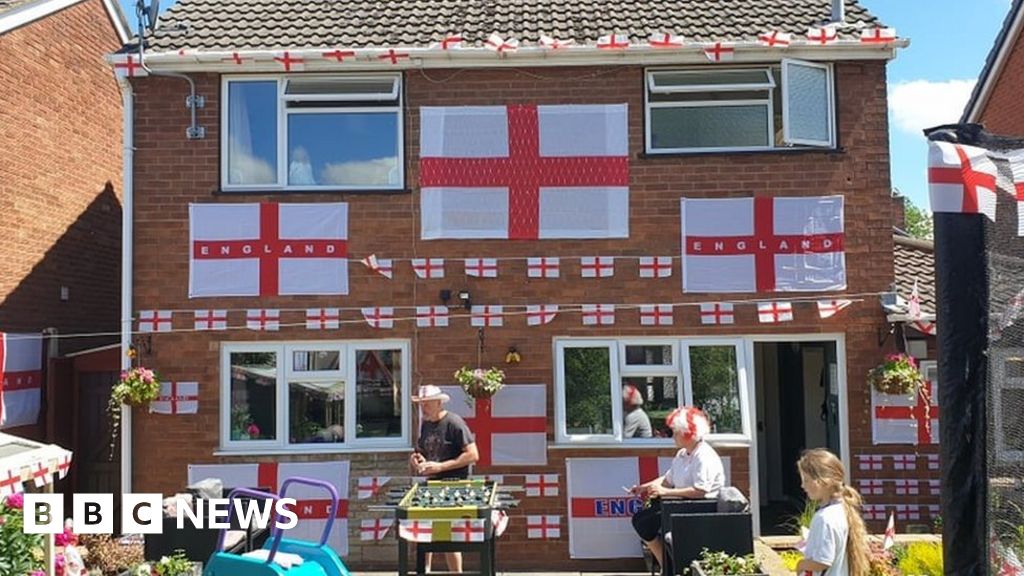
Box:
440, 385, 546, 466
0, 333, 43, 429
927, 141, 998, 222
872, 380, 940, 445
420, 105, 629, 239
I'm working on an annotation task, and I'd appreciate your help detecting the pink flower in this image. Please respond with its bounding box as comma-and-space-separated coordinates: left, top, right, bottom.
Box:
31, 571, 45, 576
5, 493, 24, 509
140, 368, 155, 383
247, 424, 260, 438
55, 525, 77, 546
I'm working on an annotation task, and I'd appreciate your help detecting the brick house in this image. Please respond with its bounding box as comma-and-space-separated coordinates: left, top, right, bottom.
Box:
113, 0, 934, 569
0, 0, 128, 438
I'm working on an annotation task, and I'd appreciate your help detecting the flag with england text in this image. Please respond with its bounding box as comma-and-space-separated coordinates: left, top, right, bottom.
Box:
420, 104, 629, 239
439, 385, 546, 467
681, 196, 845, 292
189, 203, 348, 297
188, 461, 350, 555
0, 333, 43, 429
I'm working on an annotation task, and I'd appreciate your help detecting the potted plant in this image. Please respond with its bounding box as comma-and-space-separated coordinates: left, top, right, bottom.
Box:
0, 494, 45, 576
868, 353, 923, 395
108, 366, 161, 453
689, 549, 767, 576
453, 366, 505, 400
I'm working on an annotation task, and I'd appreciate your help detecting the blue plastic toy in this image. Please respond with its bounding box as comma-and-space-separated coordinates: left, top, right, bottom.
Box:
264, 477, 352, 576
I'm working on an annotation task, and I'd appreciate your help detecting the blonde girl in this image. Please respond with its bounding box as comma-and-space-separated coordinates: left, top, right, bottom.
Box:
795, 448, 870, 576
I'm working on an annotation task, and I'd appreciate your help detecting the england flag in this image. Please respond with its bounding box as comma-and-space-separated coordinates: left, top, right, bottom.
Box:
0, 333, 43, 429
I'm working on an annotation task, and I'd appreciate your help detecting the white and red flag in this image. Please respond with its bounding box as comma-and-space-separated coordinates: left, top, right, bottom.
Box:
1007, 149, 1024, 234
539, 35, 574, 49
150, 381, 199, 415
873, 380, 940, 445
484, 34, 518, 53
465, 258, 498, 278
857, 454, 883, 471
806, 26, 839, 45
362, 307, 394, 329
894, 479, 919, 495
527, 257, 560, 278
524, 473, 559, 497
861, 28, 897, 44
817, 299, 852, 319
272, 51, 305, 71
908, 279, 922, 320
434, 34, 463, 50
892, 454, 918, 470
567, 457, 672, 558
648, 33, 683, 48
527, 515, 561, 539
450, 519, 487, 542
928, 141, 998, 221
639, 304, 673, 326
596, 34, 630, 49
883, 513, 896, 550
360, 518, 394, 540
190, 203, 349, 297
246, 309, 280, 331
758, 30, 792, 47
357, 476, 391, 499
139, 310, 173, 333
361, 255, 393, 279
581, 256, 615, 278
526, 305, 558, 326
112, 54, 147, 78
188, 461, 350, 555
681, 196, 846, 292
703, 42, 735, 62
471, 305, 504, 327
440, 384, 546, 467
193, 310, 227, 331
757, 302, 793, 323
639, 256, 672, 278
699, 302, 735, 325
420, 105, 629, 239
0, 333, 43, 429
306, 308, 340, 330
416, 306, 449, 328
399, 520, 434, 542
858, 479, 884, 495
581, 304, 615, 326
492, 509, 510, 537
412, 258, 445, 279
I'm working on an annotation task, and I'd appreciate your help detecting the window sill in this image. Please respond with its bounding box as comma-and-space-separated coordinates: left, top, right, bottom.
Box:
214, 445, 413, 457
214, 188, 411, 196
638, 147, 844, 159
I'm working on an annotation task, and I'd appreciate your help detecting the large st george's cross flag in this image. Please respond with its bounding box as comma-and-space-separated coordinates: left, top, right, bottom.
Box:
419, 104, 630, 240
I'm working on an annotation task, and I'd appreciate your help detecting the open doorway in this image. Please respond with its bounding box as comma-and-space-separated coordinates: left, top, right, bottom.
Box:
754, 340, 840, 535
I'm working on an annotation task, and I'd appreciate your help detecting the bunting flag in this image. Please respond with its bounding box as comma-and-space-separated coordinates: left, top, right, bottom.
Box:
361, 255, 393, 279
681, 196, 846, 292
273, 50, 305, 71
412, 258, 445, 279
527, 515, 561, 539
927, 141, 998, 221
648, 33, 683, 48
450, 519, 487, 542
246, 309, 280, 331
911, 320, 937, 335
436, 35, 463, 50
929, 479, 941, 496
362, 307, 394, 329
465, 258, 499, 278
703, 42, 735, 62
420, 104, 629, 239
0, 333, 43, 429
699, 302, 735, 325
639, 304, 673, 326
892, 454, 918, 470
539, 35, 574, 49
357, 476, 391, 499
524, 474, 559, 497
484, 34, 518, 53
581, 304, 615, 325
883, 513, 896, 550
526, 305, 558, 326
527, 257, 560, 278
321, 49, 356, 62
492, 509, 510, 537
189, 203, 349, 297
758, 30, 792, 47
908, 279, 922, 320
580, 256, 615, 278
861, 28, 897, 44
638, 256, 673, 278
472, 474, 505, 483
873, 380, 940, 445
399, 519, 434, 542
440, 384, 547, 467
857, 454, 884, 471
927, 454, 940, 470
139, 310, 173, 333
1008, 150, 1024, 235
858, 479, 884, 495
894, 479, 919, 496
895, 505, 920, 521
149, 381, 199, 415
817, 299, 852, 319
188, 461, 350, 555
193, 309, 227, 331
806, 26, 838, 45
306, 308, 340, 330
757, 302, 793, 323
416, 306, 449, 328
471, 305, 504, 327
862, 504, 888, 521
360, 518, 394, 541
596, 34, 630, 49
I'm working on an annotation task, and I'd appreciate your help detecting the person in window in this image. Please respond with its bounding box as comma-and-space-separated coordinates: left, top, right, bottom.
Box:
628, 406, 725, 565
409, 385, 480, 573
289, 146, 316, 185
623, 384, 653, 438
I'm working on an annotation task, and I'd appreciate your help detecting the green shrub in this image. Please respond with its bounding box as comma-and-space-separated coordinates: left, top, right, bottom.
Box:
691, 548, 761, 575
0, 494, 44, 576
897, 542, 943, 576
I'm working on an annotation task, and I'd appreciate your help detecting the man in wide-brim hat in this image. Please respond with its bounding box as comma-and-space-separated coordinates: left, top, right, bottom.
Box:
409, 384, 479, 573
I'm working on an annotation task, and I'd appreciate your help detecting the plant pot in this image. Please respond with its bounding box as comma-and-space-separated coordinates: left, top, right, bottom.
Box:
689, 560, 768, 576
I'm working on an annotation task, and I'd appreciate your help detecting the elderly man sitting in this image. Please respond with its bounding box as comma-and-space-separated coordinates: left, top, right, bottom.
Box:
628, 406, 725, 565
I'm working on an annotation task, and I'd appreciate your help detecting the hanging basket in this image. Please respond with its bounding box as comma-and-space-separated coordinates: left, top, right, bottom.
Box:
454, 366, 505, 400
868, 353, 923, 395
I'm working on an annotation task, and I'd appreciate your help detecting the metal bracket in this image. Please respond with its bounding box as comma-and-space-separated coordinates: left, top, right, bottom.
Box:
186, 126, 206, 139
186, 94, 205, 109
877, 322, 897, 348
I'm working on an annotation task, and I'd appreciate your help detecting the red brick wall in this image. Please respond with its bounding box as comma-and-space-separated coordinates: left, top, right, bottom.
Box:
128, 60, 920, 569
0, 0, 123, 358
979, 28, 1024, 134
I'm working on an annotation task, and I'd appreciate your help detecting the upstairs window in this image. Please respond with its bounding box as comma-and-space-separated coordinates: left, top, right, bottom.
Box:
645, 60, 835, 153
222, 74, 403, 191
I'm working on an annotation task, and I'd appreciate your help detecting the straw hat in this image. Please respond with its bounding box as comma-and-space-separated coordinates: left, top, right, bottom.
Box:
412, 385, 451, 403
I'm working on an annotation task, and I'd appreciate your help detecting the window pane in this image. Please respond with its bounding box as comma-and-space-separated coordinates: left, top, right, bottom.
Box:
652, 70, 772, 90
287, 113, 400, 187
651, 105, 769, 149
227, 81, 278, 185
624, 345, 673, 366
1004, 390, 1024, 451
563, 347, 613, 435
229, 352, 277, 441
355, 349, 403, 439
289, 380, 344, 444
1006, 356, 1024, 379
689, 345, 742, 434
292, 350, 341, 372
285, 77, 397, 98
623, 376, 678, 439
785, 62, 831, 144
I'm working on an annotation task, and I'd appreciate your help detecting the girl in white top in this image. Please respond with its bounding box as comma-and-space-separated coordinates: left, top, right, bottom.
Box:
796, 448, 870, 576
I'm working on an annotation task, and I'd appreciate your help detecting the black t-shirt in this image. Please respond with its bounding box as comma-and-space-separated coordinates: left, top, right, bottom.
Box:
417, 412, 475, 479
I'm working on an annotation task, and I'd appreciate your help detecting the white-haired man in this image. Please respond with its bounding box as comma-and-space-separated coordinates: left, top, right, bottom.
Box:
623, 384, 653, 438
629, 406, 725, 565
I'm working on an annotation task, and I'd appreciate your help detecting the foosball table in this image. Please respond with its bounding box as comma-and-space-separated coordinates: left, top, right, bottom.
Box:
388, 479, 517, 576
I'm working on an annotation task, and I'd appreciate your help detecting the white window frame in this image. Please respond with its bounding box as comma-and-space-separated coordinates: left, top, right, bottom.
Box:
220, 340, 411, 453
781, 58, 836, 148
220, 73, 404, 192
992, 349, 1024, 462
555, 337, 751, 445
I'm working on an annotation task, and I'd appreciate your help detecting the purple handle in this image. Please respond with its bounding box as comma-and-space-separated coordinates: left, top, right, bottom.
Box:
274, 476, 340, 546
217, 487, 282, 563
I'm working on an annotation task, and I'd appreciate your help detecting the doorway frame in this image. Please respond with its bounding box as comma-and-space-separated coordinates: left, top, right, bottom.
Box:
745, 333, 848, 537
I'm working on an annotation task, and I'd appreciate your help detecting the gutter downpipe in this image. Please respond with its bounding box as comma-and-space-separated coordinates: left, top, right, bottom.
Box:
117, 75, 134, 495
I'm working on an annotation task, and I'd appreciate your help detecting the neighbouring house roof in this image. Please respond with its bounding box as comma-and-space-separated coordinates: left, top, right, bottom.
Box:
962, 0, 1023, 123
140, 0, 885, 52
893, 233, 936, 317
0, 0, 130, 42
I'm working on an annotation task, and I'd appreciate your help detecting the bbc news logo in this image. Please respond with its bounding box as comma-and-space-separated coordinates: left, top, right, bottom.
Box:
21, 494, 298, 534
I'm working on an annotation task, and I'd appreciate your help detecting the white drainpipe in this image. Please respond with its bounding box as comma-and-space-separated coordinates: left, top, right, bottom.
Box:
117, 76, 134, 495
